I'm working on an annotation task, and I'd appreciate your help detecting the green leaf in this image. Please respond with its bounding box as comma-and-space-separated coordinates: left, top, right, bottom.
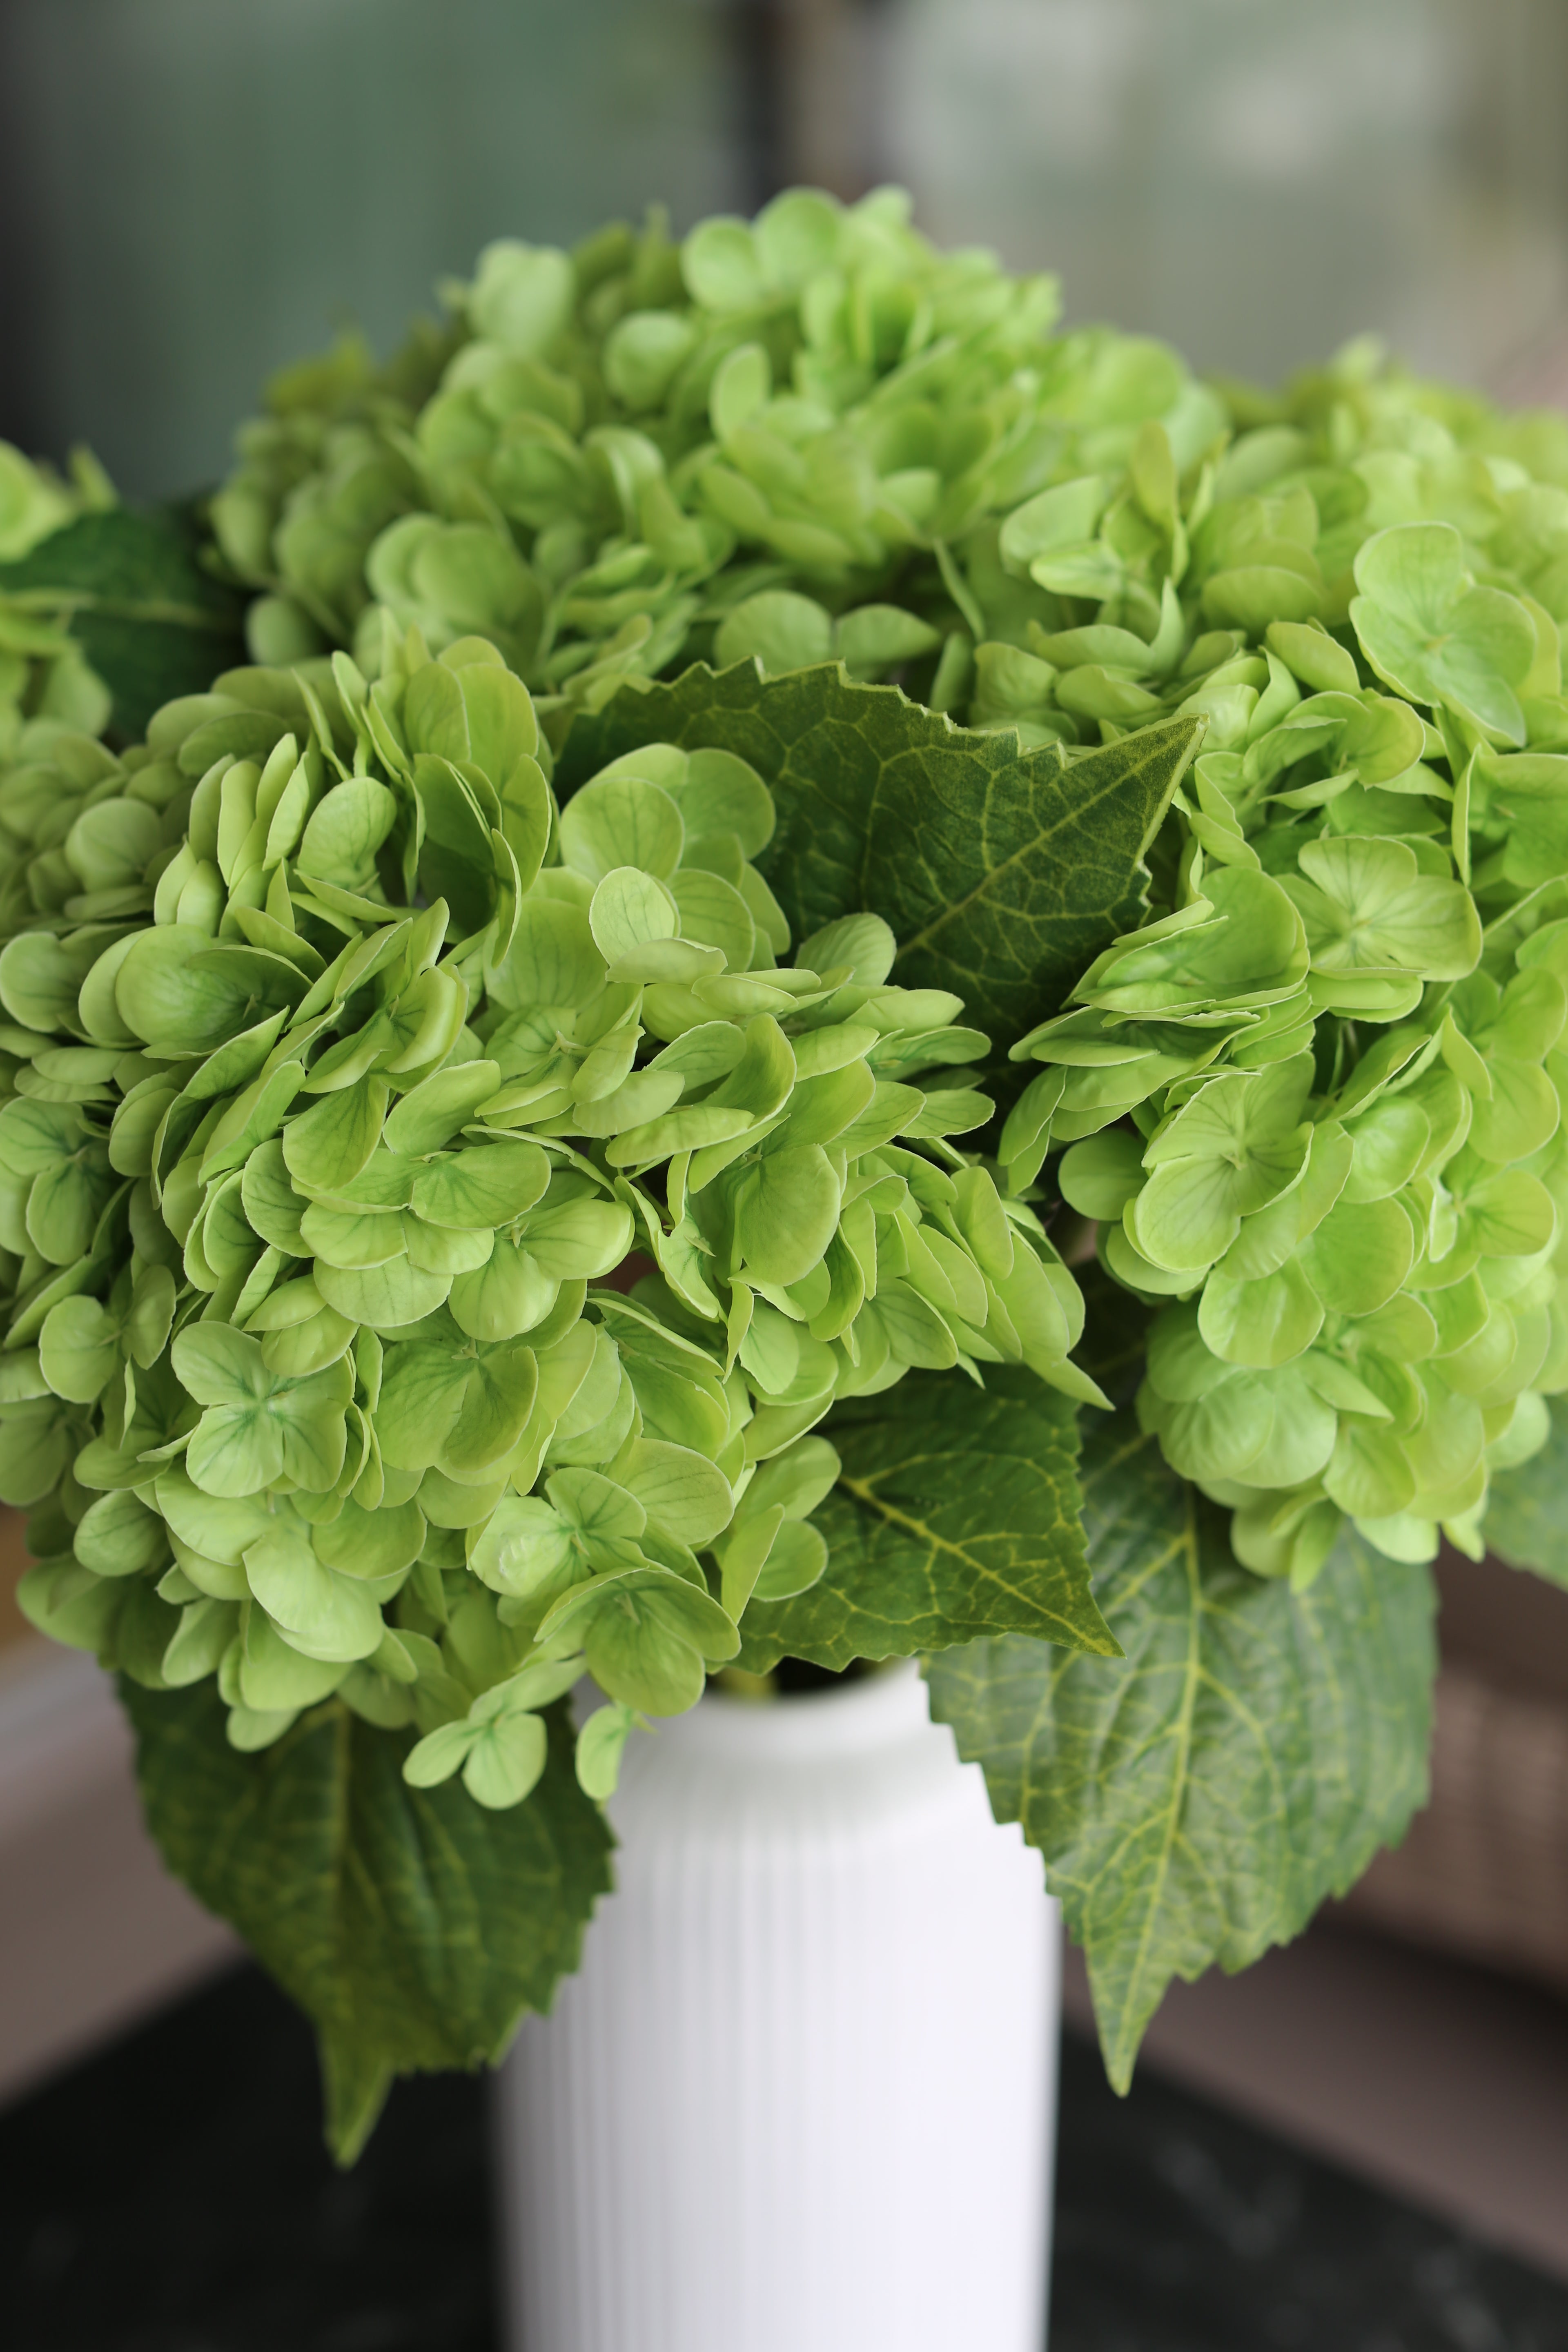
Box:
735, 1364, 1113, 1673
1485, 1396, 1568, 1586
243, 1523, 385, 1662
555, 666, 1202, 1037
298, 776, 397, 893
1132, 1056, 1314, 1273
176, 1327, 351, 1497
409, 1140, 550, 1230
377, 1330, 538, 1477
589, 865, 677, 963
120, 1679, 613, 2162
1350, 522, 1535, 747
924, 1275, 1436, 2092
575, 1700, 637, 1800
284, 1076, 389, 1193
382, 1061, 500, 1156
1281, 835, 1481, 987
560, 774, 686, 882
461, 1711, 550, 1810
116, 933, 306, 1056
714, 591, 834, 675
39, 1294, 121, 1402
733, 1145, 840, 1286
0, 506, 246, 742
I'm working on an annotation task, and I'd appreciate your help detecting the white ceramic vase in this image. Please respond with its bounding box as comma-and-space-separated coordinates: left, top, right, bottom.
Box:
496, 1659, 1059, 2352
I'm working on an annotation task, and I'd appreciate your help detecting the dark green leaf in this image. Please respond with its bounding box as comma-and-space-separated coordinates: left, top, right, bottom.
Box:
735, 1363, 1111, 1673
924, 1272, 1436, 2092
556, 664, 1201, 1038
120, 1678, 613, 2162
0, 507, 246, 743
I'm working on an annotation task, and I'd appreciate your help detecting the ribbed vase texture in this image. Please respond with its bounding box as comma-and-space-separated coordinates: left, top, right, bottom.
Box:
497, 1660, 1058, 2352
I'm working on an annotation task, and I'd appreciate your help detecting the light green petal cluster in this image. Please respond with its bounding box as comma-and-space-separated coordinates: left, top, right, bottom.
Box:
60, 184, 1568, 2138
210, 189, 1225, 725
998, 470, 1568, 1577
0, 624, 1086, 1804
30, 186, 1568, 1759
206, 194, 1568, 790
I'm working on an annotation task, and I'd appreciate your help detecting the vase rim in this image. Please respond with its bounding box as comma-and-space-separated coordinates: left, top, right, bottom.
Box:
644, 1655, 933, 1762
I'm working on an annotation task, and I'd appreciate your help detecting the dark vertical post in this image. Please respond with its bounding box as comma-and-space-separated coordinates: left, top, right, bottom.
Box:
726, 0, 794, 211
0, 8, 48, 458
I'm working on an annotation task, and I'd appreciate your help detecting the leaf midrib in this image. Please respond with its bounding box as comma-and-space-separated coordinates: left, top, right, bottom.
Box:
888, 725, 1198, 971
840, 1460, 1115, 1653
1099, 1477, 1202, 2088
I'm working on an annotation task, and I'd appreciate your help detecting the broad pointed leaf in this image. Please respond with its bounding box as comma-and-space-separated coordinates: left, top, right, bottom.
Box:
556, 664, 1202, 1037
924, 1275, 1436, 2091
735, 1363, 1113, 1673
121, 1679, 613, 2163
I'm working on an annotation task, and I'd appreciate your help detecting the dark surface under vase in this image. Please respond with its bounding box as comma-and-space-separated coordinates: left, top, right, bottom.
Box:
2, 1964, 1567, 2352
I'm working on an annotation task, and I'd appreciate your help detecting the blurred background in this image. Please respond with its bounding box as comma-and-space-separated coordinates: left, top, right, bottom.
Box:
4, 0, 1568, 497
6, 0, 1568, 2327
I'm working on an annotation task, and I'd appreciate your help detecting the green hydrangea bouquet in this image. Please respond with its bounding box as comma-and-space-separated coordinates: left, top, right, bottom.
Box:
8, 184, 1568, 2158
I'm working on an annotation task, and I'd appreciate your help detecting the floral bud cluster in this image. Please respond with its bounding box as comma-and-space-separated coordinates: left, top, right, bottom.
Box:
31, 184, 1568, 1649
0, 626, 1082, 1805
998, 464, 1568, 1577
209, 189, 1228, 725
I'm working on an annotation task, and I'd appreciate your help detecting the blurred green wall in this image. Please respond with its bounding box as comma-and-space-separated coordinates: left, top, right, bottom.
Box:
0, 0, 745, 497
4, 0, 1568, 506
